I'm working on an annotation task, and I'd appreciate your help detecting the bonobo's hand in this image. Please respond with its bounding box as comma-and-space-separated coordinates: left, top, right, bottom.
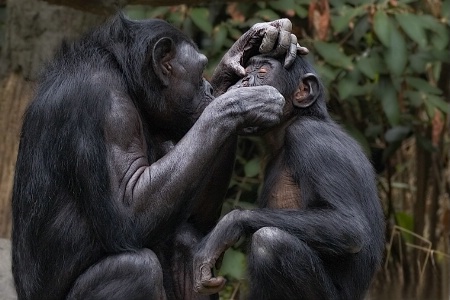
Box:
193, 210, 244, 295
209, 85, 285, 134
211, 19, 309, 96
192, 249, 226, 295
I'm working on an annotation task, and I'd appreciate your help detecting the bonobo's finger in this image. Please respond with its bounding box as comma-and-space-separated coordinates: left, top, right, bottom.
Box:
215, 252, 225, 269
196, 277, 226, 295
270, 29, 291, 58
297, 44, 310, 55
229, 58, 246, 77
270, 18, 292, 32
278, 29, 292, 51
202, 276, 226, 287
284, 34, 298, 68
259, 27, 278, 53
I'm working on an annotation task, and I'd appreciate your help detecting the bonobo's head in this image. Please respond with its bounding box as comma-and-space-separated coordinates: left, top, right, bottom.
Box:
103, 14, 214, 140
229, 55, 328, 123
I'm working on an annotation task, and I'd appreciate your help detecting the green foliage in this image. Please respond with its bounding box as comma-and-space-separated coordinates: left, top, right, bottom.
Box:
125, 0, 450, 294
218, 249, 247, 280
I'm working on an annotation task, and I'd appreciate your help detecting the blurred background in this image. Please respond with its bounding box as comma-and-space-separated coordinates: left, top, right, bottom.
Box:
0, 0, 449, 299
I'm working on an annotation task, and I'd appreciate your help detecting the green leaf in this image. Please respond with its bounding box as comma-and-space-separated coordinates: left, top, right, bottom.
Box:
212, 25, 228, 52
314, 41, 353, 70
255, 9, 280, 21
244, 158, 260, 177
431, 49, 450, 63
395, 212, 414, 243
357, 53, 383, 79
409, 51, 434, 73
218, 249, 247, 280
353, 15, 370, 43
418, 15, 449, 50
294, 5, 308, 18
385, 126, 411, 143
332, 6, 366, 34
146, 7, 170, 18
337, 79, 366, 99
385, 24, 407, 76
395, 13, 427, 48
314, 64, 338, 85
190, 8, 212, 35
373, 11, 391, 47
444, 0, 450, 19
378, 79, 400, 125
332, 7, 355, 34
426, 94, 450, 114
337, 79, 356, 100
126, 6, 147, 20
405, 77, 442, 95
167, 11, 185, 26
404, 91, 423, 107
268, 0, 295, 12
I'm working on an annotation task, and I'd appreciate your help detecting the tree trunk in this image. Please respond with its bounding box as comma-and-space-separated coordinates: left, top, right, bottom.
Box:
0, 0, 106, 238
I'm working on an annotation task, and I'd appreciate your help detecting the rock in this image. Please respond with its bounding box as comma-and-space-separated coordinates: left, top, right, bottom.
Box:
0, 239, 17, 300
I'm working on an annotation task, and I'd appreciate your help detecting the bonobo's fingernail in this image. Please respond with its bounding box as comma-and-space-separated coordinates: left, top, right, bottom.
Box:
297, 45, 309, 55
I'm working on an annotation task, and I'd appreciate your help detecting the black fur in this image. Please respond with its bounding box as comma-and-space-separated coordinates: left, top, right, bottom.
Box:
194, 55, 385, 300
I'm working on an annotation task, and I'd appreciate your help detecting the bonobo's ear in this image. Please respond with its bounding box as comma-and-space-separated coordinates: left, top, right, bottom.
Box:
152, 37, 175, 87
293, 73, 320, 108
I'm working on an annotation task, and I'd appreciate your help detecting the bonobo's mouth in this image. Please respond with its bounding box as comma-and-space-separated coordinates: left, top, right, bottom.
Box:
227, 81, 269, 136
227, 80, 252, 92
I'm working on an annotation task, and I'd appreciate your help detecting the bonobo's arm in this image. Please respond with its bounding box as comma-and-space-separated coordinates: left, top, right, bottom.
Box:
187, 136, 237, 234
211, 19, 309, 96
104, 86, 284, 245
187, 20, 307, 231
193, 207, 368, 294
192, 145, 372, 294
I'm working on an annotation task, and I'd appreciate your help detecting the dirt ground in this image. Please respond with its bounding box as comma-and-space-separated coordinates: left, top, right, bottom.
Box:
0, 239, 16, 300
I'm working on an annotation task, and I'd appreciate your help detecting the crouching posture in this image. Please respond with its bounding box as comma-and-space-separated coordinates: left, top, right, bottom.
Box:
193, 54, 385, 300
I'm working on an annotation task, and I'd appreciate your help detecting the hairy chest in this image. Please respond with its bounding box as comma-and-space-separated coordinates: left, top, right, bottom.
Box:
264, 166, 302, 210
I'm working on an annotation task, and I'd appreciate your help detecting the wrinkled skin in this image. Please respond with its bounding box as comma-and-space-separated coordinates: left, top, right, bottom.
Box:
193, 56, 385, 300
211, 18, 309, 96
11, 14, 304, 300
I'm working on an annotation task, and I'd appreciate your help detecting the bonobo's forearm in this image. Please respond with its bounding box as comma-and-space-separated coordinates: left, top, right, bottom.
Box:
132, 106, 236, 225
202, 208, 367, 258
131, 86, 284, 236
188, 136, 238, 234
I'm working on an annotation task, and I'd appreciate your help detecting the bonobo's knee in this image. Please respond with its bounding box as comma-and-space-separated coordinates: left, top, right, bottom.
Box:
250, 227, 291, 262
129, 248, 163, 277
68, 249, 165, 300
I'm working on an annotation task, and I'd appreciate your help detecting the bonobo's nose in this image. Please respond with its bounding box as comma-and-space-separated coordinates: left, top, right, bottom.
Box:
199, 53, 208, 67
241, 75, 255, 87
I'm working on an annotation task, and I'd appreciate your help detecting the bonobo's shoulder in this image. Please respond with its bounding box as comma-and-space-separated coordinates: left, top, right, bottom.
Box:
286, 118, 365, 157
288, 118, 349, 142
105, 91, 139, 126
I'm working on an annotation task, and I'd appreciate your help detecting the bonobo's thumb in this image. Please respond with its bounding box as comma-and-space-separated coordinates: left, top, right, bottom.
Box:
229, 59, 246, 78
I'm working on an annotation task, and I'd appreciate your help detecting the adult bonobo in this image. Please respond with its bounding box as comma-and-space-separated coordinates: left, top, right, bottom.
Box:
193, 54, 385, 300
11, 13, 305, 299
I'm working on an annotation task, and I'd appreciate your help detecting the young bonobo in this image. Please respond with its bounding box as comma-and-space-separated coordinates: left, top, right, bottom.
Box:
193, 55, 385, 300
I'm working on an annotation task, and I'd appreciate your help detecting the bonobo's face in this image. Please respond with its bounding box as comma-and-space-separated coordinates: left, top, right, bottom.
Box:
229, 55, 319, 122
153, 39, 215, 139
229, 56, 294, 124
167, 42, 214, 120
229, 56, 287, 94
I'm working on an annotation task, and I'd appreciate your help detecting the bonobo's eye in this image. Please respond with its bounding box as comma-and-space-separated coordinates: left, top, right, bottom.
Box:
258, 67, 268, 74
257, 66, 269, 79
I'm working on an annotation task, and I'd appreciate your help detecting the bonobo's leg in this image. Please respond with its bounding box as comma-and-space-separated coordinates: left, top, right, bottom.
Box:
156, 223, 217, 300
248, 227, 338, 300
67, 248, 166, 300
